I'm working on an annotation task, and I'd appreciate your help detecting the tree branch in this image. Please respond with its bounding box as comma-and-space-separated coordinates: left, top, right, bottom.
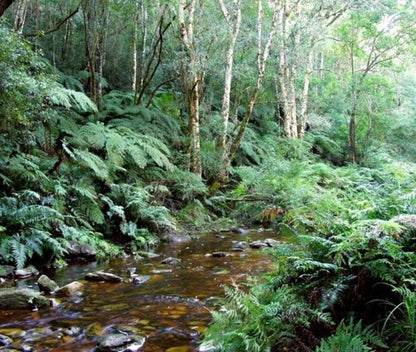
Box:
25, 2, 81, 37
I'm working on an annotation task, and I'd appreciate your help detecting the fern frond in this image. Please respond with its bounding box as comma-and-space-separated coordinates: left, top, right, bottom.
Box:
72, 148, 109, 179
49, 86, 97, 113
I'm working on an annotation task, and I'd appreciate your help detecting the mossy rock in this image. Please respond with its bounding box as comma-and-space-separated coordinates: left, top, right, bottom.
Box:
0, 288, 49, 310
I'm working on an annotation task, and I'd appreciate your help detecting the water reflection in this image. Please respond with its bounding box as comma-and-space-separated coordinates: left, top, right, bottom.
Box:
0, 230, 282, 351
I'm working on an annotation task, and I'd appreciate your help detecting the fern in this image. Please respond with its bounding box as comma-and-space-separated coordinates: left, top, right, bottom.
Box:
316, 319, 387, 352
48, 86, 97, 113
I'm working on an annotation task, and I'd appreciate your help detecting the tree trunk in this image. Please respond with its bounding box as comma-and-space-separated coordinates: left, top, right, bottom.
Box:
218, 0, 242, 154
132, 0, 140, 91
179, 0, 202, 176
349, 112, 357, 164
209, 0, 280, 194
298, 49, 313, 139
13, 0, 29, 34
0, 0, 15, 17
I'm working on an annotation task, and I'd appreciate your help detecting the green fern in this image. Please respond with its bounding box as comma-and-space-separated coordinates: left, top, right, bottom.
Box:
316, 319, 387, 352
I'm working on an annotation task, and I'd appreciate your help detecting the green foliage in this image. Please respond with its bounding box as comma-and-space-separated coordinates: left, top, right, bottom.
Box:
316, 319, 387, 352
203, 283, 318, 352
381, 286, 416, 352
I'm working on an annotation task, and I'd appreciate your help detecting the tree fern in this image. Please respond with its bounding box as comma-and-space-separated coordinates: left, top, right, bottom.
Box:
48, 86, 97, 113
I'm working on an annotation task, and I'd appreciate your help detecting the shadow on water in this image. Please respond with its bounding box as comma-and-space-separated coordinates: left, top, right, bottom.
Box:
0, 230, 287, 351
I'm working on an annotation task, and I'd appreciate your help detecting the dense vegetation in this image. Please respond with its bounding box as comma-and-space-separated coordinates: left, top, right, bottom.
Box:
1, 0, 416, 350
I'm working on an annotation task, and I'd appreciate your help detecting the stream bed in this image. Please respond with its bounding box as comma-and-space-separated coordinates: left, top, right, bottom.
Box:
0, 229, 284, 351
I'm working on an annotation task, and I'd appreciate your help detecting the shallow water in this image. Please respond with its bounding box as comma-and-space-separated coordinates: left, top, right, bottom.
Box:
0, 230, 283, 351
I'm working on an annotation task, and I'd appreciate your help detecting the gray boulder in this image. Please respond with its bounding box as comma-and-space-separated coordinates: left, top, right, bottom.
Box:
14, 266, 39, 279
66, 241, 97, 261
37, 275, 59, 293
96, 333, 145, 352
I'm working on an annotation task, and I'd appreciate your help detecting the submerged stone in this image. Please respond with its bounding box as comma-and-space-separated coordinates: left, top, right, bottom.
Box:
161, 257, 181, 265
85, 271, 123, 283
131, 275, 150, 284
96, 333, 145, 352
0, 288, 49, 310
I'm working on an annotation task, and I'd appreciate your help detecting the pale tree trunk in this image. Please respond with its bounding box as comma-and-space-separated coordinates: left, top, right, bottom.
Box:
298, 49, 313, 138
96, 2, 109, 108
278, 0, 300, 138
209, 0, 280, 194
132, 0, 140, 91
13, 0, 29, 33
218, 0, 242, 154
179, 0, 202, 176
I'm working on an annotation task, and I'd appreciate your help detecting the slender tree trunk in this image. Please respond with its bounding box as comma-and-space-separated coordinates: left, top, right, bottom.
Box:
298, 49, 313, 138
218, 0, 242, 154
179, 0, 202, 176
349, 110, 357, 163
83, 2, 98, 107
132, 0, 140, 91
13, 0, 29, 33
209, 0, 280, 194
96, 3, 109, 109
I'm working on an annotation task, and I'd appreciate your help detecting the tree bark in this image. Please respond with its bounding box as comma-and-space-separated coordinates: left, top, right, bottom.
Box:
218, 0, 242, 154
13, 0, 29, 34
179, 0, 202, 176
298, 49, 313, 139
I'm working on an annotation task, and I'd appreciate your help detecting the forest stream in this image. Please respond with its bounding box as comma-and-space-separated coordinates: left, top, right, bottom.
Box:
0, 230, 284, 352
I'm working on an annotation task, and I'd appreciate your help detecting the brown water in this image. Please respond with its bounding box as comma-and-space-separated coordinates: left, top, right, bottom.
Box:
0, 230, 282, 351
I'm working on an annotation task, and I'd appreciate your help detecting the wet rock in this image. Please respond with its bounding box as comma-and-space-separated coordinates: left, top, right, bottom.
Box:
0, 266, 14, 278
198, 340, 218, 352
136, 251, 160, 259
131, 275, 150, 284
96, 333, 145, 352
54, 281, 84, 297
126, 267, 136, 277
151, 269, 172, 274
65, 241, 97, 261
212, 252, 229, 258
0, 333, 12, 347
14, 266, 39, 279
249, 241, 267, 249
264, 238, 280, 247
85, 271, 123, 283
161, 257, 181, 265
0, 328, 26, 338
230, 226, 249, 235
0, 288, 49, 310
160, 224, 191, 243
64, 326, 82, 337
86, 322, 103, 337
230, 241, 249, 251
20, 344, 33, 352
37, 274, 59, 293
